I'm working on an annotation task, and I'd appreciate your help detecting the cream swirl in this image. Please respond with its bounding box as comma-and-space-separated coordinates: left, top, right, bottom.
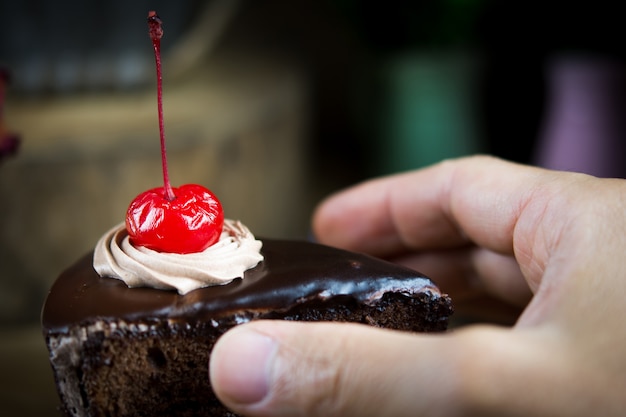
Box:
93, 219, 264, 295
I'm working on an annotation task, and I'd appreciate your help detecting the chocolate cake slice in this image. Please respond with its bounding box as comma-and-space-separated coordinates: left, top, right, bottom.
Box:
42, 239, 453, 417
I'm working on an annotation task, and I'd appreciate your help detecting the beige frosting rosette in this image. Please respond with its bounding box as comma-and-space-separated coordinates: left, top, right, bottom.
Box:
94, 219, 264, 295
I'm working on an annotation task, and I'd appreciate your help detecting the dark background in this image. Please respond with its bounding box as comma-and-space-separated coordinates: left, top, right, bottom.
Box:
1, 1, 624, 415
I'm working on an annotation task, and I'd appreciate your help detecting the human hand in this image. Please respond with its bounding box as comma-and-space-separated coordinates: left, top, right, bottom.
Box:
210, 156, 626, 416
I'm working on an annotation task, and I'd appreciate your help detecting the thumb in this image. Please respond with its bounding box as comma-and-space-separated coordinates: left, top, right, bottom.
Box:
209, 321, 594, 417
209, 320, 468, 417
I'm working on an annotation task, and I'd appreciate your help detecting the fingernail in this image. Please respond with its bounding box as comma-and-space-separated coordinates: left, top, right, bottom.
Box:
210, 328, 276, 405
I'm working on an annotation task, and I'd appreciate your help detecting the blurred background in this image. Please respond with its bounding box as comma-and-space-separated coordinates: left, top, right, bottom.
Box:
1, 0, 624, 414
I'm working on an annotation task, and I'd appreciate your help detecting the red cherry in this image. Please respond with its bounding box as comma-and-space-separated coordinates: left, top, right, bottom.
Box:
126, 184, 224, 254
123, 12, 225, 253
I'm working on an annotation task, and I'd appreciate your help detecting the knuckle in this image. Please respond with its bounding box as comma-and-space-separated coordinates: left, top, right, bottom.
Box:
445, 328, 508, 416
269, 339, 349, 417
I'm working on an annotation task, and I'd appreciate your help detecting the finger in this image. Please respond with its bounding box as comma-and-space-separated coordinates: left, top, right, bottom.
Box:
210, 321, 457, 417
312, 155, 583, 299
392, 247, 532, 308
392, 247, 529, 324
209, 320, 599, 417
313, 155, 552, 261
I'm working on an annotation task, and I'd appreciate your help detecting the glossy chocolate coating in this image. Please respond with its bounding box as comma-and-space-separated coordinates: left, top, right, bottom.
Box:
42, 239, 443, 332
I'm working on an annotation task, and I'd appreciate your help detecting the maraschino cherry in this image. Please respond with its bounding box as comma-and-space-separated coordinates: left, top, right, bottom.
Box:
125, 11, 224, 254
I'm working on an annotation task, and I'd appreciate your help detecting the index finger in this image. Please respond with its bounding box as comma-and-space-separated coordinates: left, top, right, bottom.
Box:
312, 155, 554, 259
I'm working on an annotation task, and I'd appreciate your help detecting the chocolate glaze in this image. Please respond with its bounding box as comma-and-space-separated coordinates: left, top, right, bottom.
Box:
42, 239, 444, 332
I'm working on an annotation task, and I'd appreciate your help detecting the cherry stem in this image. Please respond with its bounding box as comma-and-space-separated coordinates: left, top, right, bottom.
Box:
148, 11, 175, 201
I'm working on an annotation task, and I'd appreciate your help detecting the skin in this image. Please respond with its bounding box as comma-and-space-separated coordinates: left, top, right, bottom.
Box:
209, 155, 626, 416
